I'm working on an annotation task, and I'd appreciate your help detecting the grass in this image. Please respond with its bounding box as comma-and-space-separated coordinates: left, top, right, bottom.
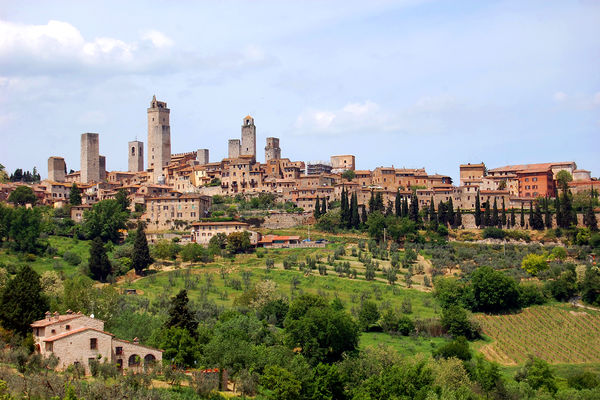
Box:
360, 331, 449, 356
474, 304, 600, 365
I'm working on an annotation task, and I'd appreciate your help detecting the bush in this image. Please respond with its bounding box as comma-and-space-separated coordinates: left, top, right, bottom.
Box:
518, 283, 547, 307
62, 251, 82, 266
397, 315, 414, 336
482, 227, 506, 240
433, 336, 471, 361
567, 371, 600, 390
441, 305, 478, 340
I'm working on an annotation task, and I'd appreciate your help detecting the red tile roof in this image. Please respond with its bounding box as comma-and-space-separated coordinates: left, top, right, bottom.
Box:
43, 327, 113, 342
31, 314, 82, 328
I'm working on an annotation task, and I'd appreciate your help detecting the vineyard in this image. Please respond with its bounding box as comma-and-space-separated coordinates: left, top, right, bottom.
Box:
475, 305, 600, 365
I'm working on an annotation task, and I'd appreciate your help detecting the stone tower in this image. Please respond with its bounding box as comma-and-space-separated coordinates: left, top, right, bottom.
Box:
99, 156, 106, 181
147, 95, 171, 183
240, 115, 256, 158
197, 149, 209, 165
128, 141, 144, 172
265, 137, 281, 162
80, 133, 100, 184
228, 139, 241, 159
47, 156, 66, 182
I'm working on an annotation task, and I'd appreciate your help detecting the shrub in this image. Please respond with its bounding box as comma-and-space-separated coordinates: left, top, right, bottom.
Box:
62, 251, 82, 266
441, 305, 478, 340
518, 283, 547, 307
397, 315, 414, 336
567, 371, 600, 390
433, 336, 471, 361
482, 227, 506, 240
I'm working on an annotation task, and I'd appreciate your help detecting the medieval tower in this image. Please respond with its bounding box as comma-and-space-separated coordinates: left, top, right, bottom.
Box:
265, 137, 281, 162
228, 139, 241, 159
47, 156, 66, 182
80, 133, 100, 184
128, 141, 144, 172
147, 95, 171, 183
240, 115, 256, 158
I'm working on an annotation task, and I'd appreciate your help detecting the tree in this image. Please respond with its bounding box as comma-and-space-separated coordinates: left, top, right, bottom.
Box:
581, 266, 600, 306
395, 192, 402, 217
520, 204, 525, 227
433, 336, 471, 361
226, 231, 252, 254
483, 200, 491, 227
441, 305, 476, 339
321, 197, 327, 214
8, 185, 36, 206
515, 356, 557, 393
556, 170, 573, 191
132, 222, 152, 275
313, 196, 321, 219
284, 294, 359, 365
559, 188, 576, 228
531, 202, 544, 230
89, 237, 112, 282
501, 198, 507, 227
69, 183, 82, 206
402, 197, 409, 218
510, 207, 516, 228
409, 194, 420, 224
544, 197, 552, 229
115, 189, 130, 212
361, 206, 368, 226
521, 253, 548, 276
341, 187, 350, 226
447, 198, 455, 228
350, 192, 360, 229
366, 212, 386, 241
165, 289, 198, 337
0, 265, 48, 336
341, 169, 356, 182
260, 365, 302, 400
7, 206, 42, 253
83, 200, 128, 243
454, 207, 462, 228
358, 301, 380, 331
471, 266, 520, 313
429, 198, 437, 230
584, 197, 598, 231
491, 198, 499, 227
0, 164, 8, 183
474, 192, 482, 227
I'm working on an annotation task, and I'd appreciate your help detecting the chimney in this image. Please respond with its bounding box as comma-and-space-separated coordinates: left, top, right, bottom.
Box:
45, 311, 51, 321
133, 337, 139, 344
66, 309, 72, 315
53, 311, 60, 320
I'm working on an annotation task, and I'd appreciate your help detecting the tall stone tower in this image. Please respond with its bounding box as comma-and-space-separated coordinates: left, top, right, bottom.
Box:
128, 141, 144, 172
48, 156, 66, 182
147, 95, 171, 183
80, 133, 100, 184
197, 149, 209, 165
240, 115, 256, 158
228, 139, 241, 159
265, 137, 281, 162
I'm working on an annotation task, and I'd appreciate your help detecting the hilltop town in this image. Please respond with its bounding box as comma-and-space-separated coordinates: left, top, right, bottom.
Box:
1, 96, 597, 235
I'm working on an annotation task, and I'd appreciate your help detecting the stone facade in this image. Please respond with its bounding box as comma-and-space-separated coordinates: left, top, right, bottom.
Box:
147, 96, 171, 183
265, 137, 281, 162
48, 157, 66, 182
80, 133, 100, 184
128, 141, 144, 172
191, 221, 258, 245
240, 115, 256, 158
197, 149, 210, 165
331, 155, 355, 173
99, 155, 106, 181
143, 193, 212, 230
31, 312, 161, 375
228, 139, 241, 159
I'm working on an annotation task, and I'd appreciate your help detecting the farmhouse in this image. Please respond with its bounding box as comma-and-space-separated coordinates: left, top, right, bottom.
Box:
31, 311, 162, 374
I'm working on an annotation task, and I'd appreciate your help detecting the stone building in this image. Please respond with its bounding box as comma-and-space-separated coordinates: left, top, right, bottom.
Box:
459, 163, 486, 187
265, 137, 281, 162
48, 157, 66, 182
228, 139, 241, 159
197, 149, 210, 165
330, 155, 355, 173
190, 221, 258, 245
143, 193, 211, 230
147, 96, 171, 183
241, 115, 256, 159
32, 311, 162, 375
80, 133, 100, 184
128, 141, 144, 172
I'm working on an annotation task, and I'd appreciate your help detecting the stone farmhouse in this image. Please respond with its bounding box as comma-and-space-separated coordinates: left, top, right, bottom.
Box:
31, 311, 162, 375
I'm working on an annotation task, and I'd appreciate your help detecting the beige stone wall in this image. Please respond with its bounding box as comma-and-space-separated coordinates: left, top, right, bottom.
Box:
51, 330, 113, 374
112, 339, 162, 372
262, 212, 313, 229
48, 157, 66, 182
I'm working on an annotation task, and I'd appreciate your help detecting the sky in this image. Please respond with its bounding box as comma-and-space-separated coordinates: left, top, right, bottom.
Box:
0, 0, 598, 183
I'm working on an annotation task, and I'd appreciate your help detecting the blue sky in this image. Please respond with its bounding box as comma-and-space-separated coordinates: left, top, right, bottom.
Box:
0, 0, 598, 183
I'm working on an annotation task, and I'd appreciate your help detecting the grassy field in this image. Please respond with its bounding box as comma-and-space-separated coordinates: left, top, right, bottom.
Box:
474, 305, 600, 365
360, 331, 449, 356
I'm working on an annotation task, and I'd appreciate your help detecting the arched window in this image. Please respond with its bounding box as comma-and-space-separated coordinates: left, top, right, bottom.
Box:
144, 354, 156, 365
128, 354, 140, 367
131, 147, 136, 155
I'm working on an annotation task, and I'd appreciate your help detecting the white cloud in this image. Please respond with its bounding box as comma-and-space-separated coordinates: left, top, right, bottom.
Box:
141, 30, 174, 48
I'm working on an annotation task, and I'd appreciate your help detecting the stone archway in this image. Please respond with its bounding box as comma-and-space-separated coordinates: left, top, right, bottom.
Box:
144, 354, 156, 365
128, 354, 140, 367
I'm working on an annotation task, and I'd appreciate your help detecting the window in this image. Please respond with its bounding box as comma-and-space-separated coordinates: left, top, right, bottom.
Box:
115, 346, 123, 355
525, 178, 529, 182
45, 342, 53, 352
65, 325, 70, 331
533, 177, 538, 182
90, 338, 97, 350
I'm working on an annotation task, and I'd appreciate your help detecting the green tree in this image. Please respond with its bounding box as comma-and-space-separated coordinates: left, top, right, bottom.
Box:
510, 207, 516, 227
521, 253, 548, 276
409, 194, 420, 224
441, 305, 476, 339
69, 183, 82, 205
0, 164, 8, 183
226, 231, 251, 254
89, 237, 112, 282
310, 363, 345, 400
515, 356, 557, 393
483, 200, 491, 227
261, 365, 302, 400
520, 203, 525, 227
341, 169, 356, 182
366, 212, 386, 241
532, 202, 545, 230
132, 222, 152, 275
83, 200, 128, 243
474, 191, 482, 227
544, 197, 552, 229
584, 198, 598, 231
321, 197, 327, 214
454, 207, 462, 228
8, 185, 36, 206
165, 289, 198, 337
0, 265, 48, 336
471, 266, 520, 313
395, 191, 402, 217
313, 195, 321, 219
358, 300, 380, 331
556, 170, 573, 190
491, 198, 499, 227
7, 206, 42, 253
581, 266, 600, 306
501, 198, 507, 227
115, 189, 130, 212
429, 198, 437, 230
350, 192, 360, 229
433, 336, 471, 361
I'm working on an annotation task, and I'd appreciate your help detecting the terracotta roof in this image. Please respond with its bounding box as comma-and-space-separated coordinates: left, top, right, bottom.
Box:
191, 221, 248, 226
43, 327, 113, 342
112, 338, 164, 352
489, 162, 574, 174
31, 314, 82, 328
258, 235, 300, 243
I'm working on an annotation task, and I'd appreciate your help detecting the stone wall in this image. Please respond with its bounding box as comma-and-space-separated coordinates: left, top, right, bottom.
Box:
458, 212, 600, 230
262, 212, 314, 229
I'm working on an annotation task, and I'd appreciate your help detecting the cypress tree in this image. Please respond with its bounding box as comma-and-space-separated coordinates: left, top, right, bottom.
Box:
520, 204, 525, 227
314, 195, 321, 219
166, 289, 198, 338
351, 193, 360, 229
0, 265, 48, 336
501, 198, 507, 227
554, 197, 562, 229
361, 205, 368, 226
511, 208, 516, 227
395, 191, 402, 217
559, 188, 575, 228
585, 197, 598, 231
341, 188, 350, 226
132, 222, 152, 275
528, 201, 534, 228
474, 191, 482, 227
89, 236, 112, 282
402, 197, 409, 218
375, 192, 384, 212
429, 197, 437, 229
409, 194, 420, 224
367, 190, 375, 214
69, 183, 82, 206
321, 197, 327, 214
491, 198, 499, 227
483, 200, 491, 227
544, 197, 552, 229
447, 198, 455, 227
455, 207, 462, 228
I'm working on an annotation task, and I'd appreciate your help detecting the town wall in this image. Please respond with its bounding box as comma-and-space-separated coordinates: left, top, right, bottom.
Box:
262, 212, 314, 229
